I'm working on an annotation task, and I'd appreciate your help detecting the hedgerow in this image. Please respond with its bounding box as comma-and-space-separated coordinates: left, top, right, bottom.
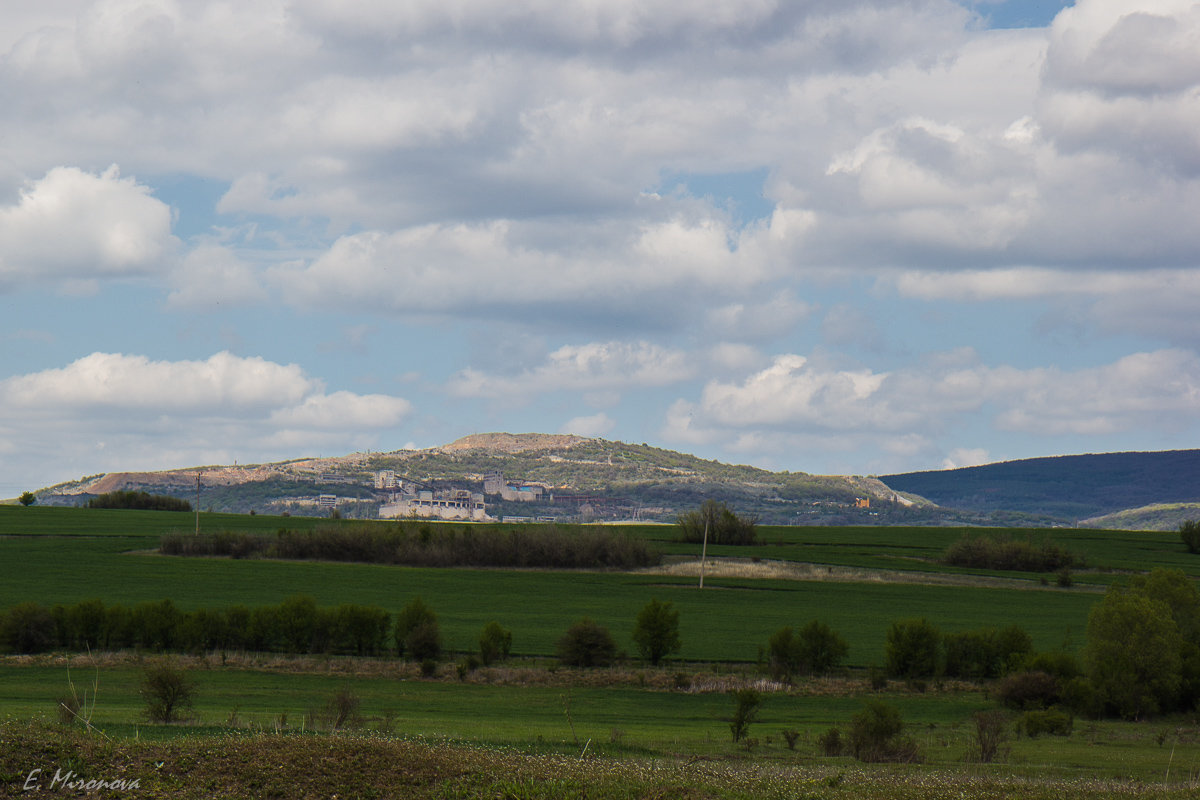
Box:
161, 522, 660, 569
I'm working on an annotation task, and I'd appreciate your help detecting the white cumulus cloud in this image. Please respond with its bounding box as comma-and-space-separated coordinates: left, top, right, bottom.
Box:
0, 166, 176, 289
0, 351, 412, 488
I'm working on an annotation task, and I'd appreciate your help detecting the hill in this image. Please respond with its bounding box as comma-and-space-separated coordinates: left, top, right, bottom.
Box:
1080, 502, 1200, 531
34, 435, 1197, 527
31, 433, 965, 525
880, 450, 1200, 524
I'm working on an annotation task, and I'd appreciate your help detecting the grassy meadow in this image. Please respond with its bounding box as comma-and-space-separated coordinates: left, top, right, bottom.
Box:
3, 505, 1200, 797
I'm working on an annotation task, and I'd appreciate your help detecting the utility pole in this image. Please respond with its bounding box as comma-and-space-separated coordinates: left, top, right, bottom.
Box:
699, 519, 709, 589
195, 470, 202, 535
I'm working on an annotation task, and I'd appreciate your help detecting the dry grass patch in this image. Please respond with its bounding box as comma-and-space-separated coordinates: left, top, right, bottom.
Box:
641, 557, 1102, 592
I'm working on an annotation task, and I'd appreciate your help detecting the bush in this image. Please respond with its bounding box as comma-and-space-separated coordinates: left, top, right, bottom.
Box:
316, 688, 362, 731
1018, 709, 1073, 737
994, 670, 1061, 710
849, 700, 921, 763
1181, 520, 1200, 554
141, 661, 195, 723
556, 618, 617, 668
632, 599, 681, 666
1023, 651, 1082, 682
885, 618, 941, 679
0, 602, 56, 653
767, 627, 801, 682
970, 710, 1009, 763
769, 621, 848, 681
678, 499, 758, 546
479, 621, 512, 666
18, 491, 35, 507
797, 620, 849, 675
817, 726, 844, 756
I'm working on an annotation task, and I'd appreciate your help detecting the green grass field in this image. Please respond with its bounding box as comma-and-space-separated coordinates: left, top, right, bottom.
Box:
4, 505, 1200, 797
0, 507, 1105, 663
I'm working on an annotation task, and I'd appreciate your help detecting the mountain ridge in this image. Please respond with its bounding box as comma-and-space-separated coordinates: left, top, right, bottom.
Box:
881, 449, 1200, 524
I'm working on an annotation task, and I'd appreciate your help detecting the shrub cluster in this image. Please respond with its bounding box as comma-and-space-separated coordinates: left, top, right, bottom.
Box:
767, 620, 848, 682
885, 619, 1032, 680
161, 522, 660, 569
556, 618, 617, 667
677, 499, 758, 546
1017, 708, 1074, 737
88, 490, 191, 512
943, 534, 1083, 573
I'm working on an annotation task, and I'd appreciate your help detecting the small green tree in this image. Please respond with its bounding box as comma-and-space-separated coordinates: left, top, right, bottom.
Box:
632, 599, 681, 666
885, 618, 941, 679
970, 709, 1009, 763
797, 620, 849, 675
395, 597, 438, 658
1180, 520, 1200, 554
767, 626, 802, 682
479, 621, 512, 665
1085, 588, 1182, 718
18, 491, 36, 507
556, 618, 617, 667
729, 688, 761, 742
141, 661, 196, 723
277, 594, 320, 654
405, 620, 442, 662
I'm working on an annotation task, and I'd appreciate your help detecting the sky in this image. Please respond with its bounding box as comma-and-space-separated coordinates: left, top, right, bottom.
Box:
2, 0, 1200, 495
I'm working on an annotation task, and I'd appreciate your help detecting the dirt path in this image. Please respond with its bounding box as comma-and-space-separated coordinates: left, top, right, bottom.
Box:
636, 556, 1103, 592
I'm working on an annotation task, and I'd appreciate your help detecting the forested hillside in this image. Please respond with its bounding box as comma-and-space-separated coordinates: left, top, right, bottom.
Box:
880, 450, 1200, 522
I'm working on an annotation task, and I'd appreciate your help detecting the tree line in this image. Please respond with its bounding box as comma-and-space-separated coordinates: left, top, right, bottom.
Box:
161, 522, 660, 570
88, 490, 192, 512
941, 533, 1083, 573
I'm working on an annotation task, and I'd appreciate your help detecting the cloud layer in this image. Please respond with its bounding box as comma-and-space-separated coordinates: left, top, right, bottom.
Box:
0, 352, 411, 484
0, 0, 1197, 489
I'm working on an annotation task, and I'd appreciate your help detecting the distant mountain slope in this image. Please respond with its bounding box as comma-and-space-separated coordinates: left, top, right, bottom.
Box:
880, 450, 1200, 521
